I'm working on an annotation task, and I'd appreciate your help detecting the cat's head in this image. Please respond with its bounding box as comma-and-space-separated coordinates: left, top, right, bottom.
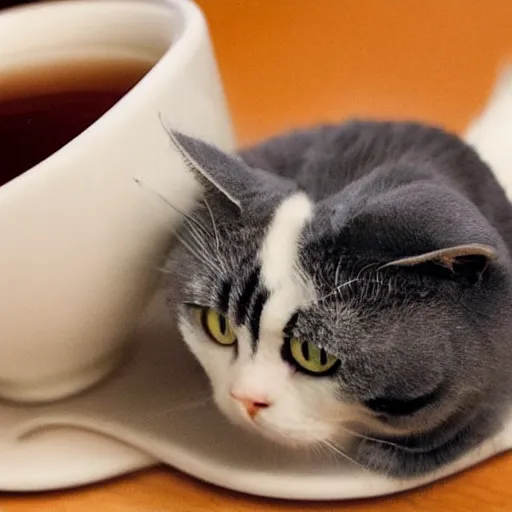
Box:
167, 131, 512, 455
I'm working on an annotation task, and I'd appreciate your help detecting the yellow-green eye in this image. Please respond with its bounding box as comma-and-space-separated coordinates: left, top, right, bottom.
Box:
196, 308, 237, 346
289, 338, 339, 375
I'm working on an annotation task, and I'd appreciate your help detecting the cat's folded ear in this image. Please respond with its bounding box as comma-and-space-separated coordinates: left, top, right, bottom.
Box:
384, 243, 496, 284
169, 130, 295, 213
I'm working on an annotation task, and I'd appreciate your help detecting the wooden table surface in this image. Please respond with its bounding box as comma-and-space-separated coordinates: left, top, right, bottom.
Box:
3, 1, 512, 510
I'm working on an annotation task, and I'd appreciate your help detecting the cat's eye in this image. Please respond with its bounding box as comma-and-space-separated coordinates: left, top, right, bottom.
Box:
196, 308, 237, 346
288, 338, 339, 375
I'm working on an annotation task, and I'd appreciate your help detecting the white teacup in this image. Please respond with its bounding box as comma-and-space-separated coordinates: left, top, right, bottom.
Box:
0, 0, 233, 403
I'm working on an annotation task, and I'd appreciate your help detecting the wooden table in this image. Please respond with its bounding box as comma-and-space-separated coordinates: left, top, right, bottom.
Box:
3, 456, 512, 512
3, 1, 512, 510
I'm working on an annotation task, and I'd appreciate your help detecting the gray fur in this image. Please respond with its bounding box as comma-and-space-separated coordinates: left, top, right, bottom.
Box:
166, 121, 512, 477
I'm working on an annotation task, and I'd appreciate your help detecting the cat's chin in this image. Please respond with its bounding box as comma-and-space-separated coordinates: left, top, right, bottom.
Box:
253, 425, 319, 449
238, 418, 320, 449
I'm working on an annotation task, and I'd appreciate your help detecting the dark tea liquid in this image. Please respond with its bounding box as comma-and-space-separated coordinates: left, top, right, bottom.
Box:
0, 57, 153, 185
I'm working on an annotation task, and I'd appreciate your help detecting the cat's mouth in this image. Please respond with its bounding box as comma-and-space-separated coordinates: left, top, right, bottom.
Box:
218, 397, 311, 445
229, 406, 337, 447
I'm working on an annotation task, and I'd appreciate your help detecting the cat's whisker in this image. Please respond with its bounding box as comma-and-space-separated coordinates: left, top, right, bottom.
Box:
336, 424, 428, 454
296, 410, 427, 455
176, 234, 208, 263
313, 263, 388, 305
309, 442, 325, 460
149, 230, 219, 279
314, 440, 345, 466
292, 264, 311, 292
321, 439, 367, 470
177, 234, 221, 275
133, 175, 226, 268
314, 278, 361, 303
182, 223, 216, 262
181, 210, 216, 248
202, 196, 222, 256
139, 396, 213, 424
183, 217, 210, 246
189, 207, 217, 238
182, 213, 215, 244
257, 417, 367, 461
179, 214, 228, 277
356, 262, 381, 280
133, 177, 212, 239
334, 257, 343, 288
133, 176, 224, 276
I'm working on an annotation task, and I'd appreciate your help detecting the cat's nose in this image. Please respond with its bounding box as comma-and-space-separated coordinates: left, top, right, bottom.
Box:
230, 391, 271, 418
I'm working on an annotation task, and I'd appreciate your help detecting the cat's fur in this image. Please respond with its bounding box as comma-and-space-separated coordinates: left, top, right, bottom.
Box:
166, 120, 512, 477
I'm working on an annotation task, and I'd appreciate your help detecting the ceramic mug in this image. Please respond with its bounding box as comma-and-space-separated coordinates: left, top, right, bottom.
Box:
0, 0, 234, 403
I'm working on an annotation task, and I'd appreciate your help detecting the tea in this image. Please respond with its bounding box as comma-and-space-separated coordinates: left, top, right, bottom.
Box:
0, 56, 153, 185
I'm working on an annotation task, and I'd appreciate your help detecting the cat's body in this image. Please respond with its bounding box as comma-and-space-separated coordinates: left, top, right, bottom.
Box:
166, 121, 512, 477
240, 121, 512, 241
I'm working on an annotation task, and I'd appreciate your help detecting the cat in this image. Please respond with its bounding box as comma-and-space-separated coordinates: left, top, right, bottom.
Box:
165, 120, 512, 478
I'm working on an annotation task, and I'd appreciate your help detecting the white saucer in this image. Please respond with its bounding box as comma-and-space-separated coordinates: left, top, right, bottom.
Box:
2, 291, 512, 500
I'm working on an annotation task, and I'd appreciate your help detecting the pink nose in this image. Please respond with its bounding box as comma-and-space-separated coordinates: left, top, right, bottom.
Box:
230, 391, 271, 418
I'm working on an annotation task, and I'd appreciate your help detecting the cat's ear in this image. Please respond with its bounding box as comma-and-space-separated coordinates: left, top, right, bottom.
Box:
384, 243, 496, 283
169, 130, 294, 212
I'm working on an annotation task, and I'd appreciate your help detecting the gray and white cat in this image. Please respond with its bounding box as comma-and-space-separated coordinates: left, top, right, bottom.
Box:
165, 120, 512, 477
